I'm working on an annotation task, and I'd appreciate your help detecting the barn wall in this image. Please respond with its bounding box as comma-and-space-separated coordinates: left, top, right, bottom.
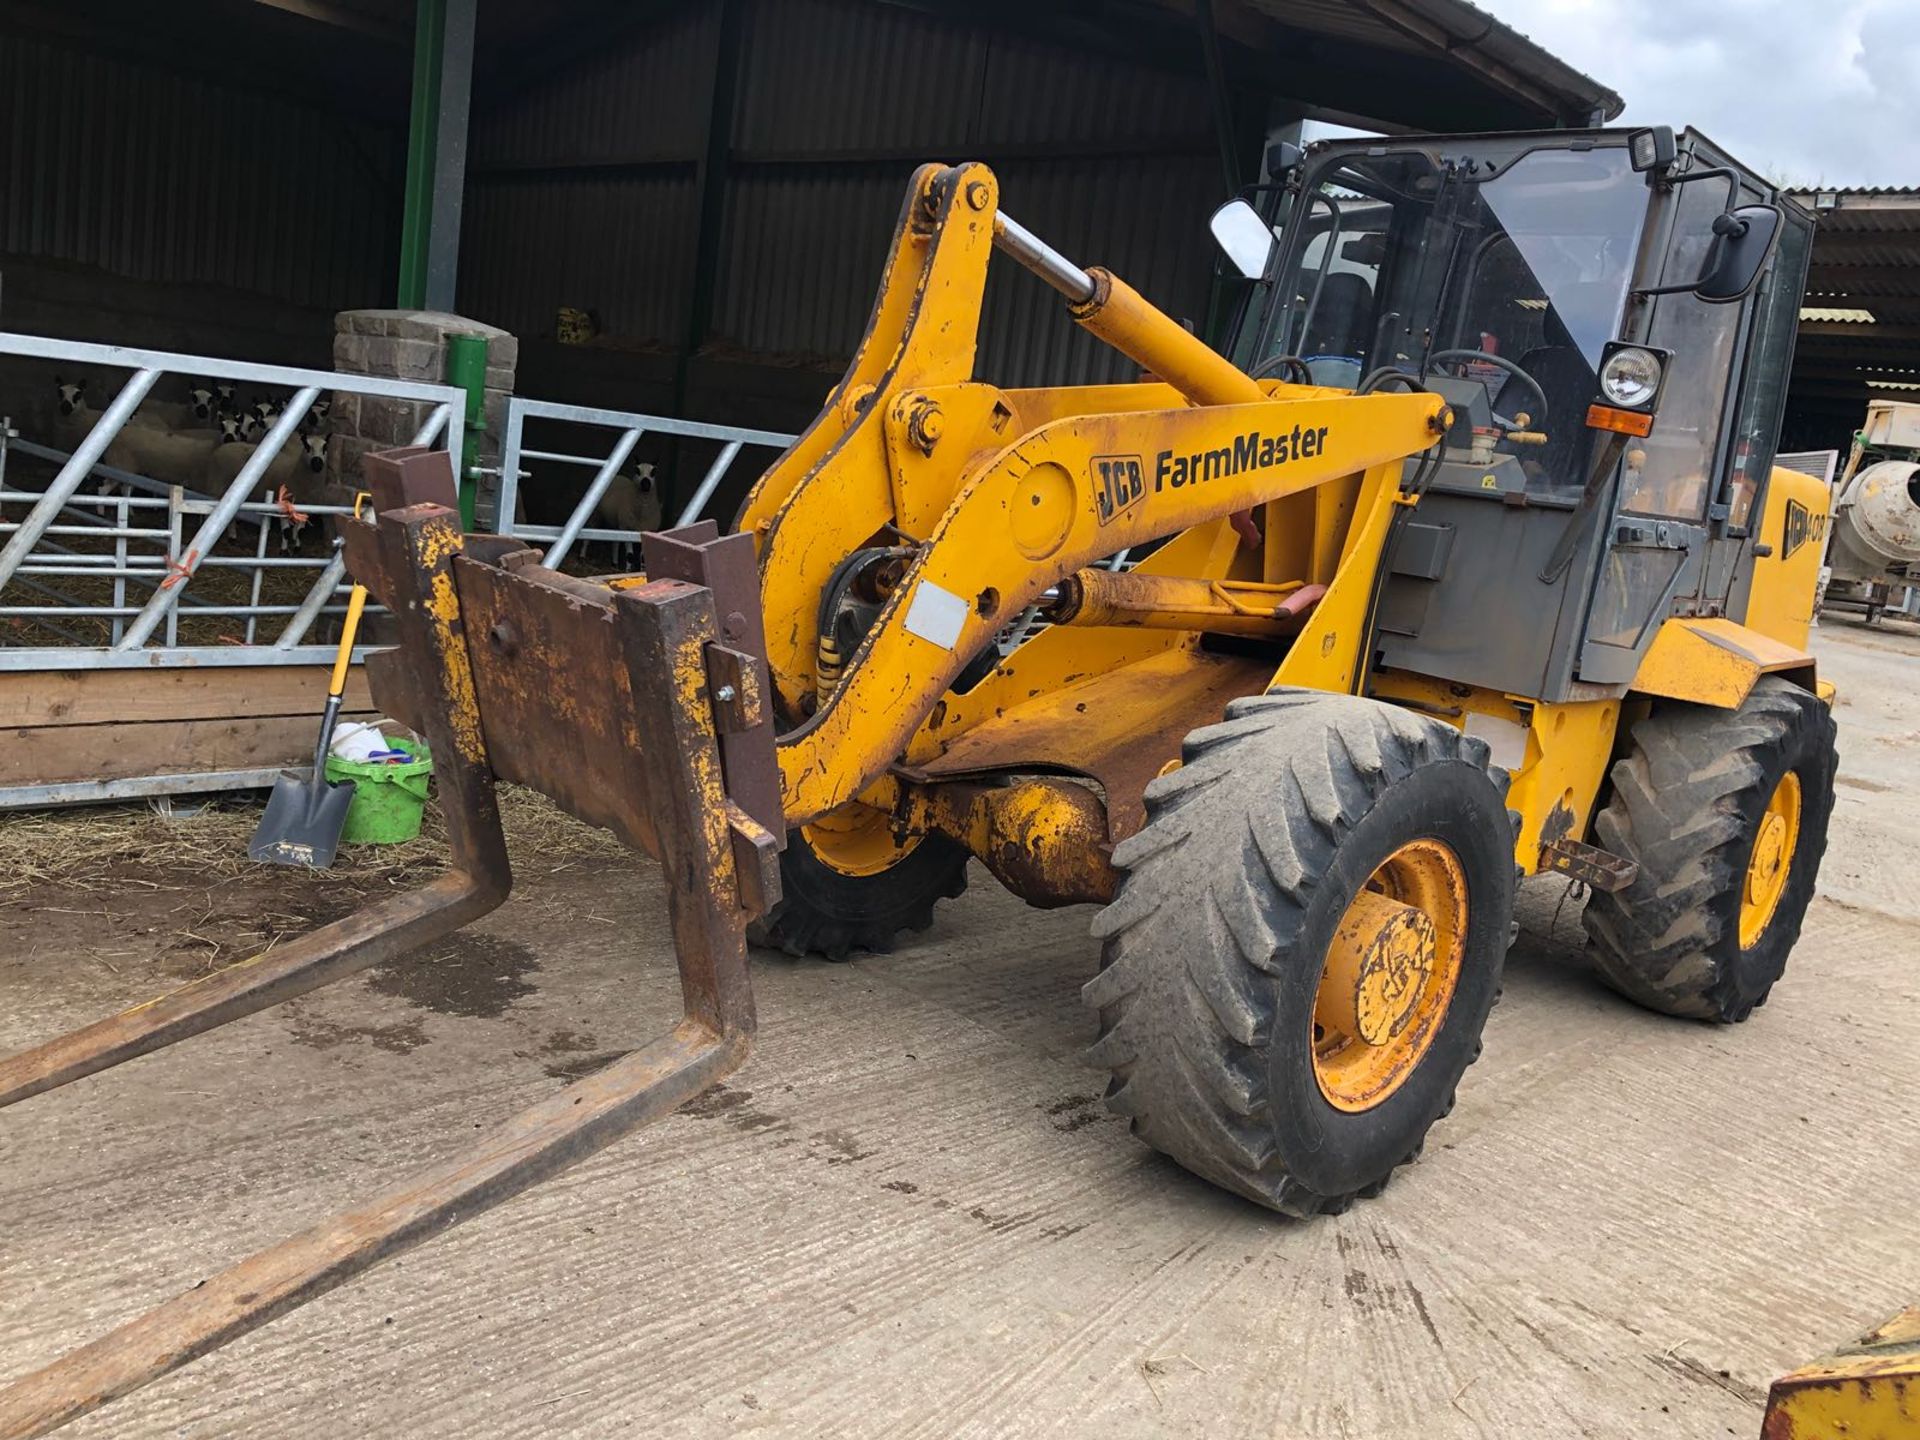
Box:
458, 0, 1228, 427
0, 26, 400, 366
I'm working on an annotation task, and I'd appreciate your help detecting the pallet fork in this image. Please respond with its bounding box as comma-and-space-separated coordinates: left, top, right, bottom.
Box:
0, 448, 783, 1438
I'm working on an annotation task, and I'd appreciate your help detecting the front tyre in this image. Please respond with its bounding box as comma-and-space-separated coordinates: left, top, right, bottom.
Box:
748, 811, 969, 961
1583, 678, 1837, 1022
1085, 690, 1516, 1216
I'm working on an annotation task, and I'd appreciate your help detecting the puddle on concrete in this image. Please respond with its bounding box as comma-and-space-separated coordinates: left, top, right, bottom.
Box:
365, 933, 541, 1018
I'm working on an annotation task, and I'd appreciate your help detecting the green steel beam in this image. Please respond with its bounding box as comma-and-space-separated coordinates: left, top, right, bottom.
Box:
397, 0, 446, 309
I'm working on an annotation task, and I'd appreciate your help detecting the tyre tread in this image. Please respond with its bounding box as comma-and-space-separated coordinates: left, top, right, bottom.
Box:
1085, 688, 1510, 1216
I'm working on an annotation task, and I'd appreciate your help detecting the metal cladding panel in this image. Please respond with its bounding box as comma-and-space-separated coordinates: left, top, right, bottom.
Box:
710, 0, 1222, 384
710, 154, 1221, 389
457, 173, 700, 344
460, 0, 1220, 378
471, 3, 717, 167
733, 0, 988, 155
972, 37, 1212, 146
732, 0, 1212, 155
710, 169, 903, 360
0, 31, 392, 311
979, 157, 1221, 388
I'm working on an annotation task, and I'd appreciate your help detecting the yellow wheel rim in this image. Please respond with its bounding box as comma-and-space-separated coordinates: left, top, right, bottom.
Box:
802, 802, 919, 878
1312, 839, 1468, 1113
1739, 771, 1802, 949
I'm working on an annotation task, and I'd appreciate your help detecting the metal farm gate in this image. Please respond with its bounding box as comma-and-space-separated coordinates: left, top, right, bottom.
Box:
0, 345, 796, 809
0, 335, 465, 807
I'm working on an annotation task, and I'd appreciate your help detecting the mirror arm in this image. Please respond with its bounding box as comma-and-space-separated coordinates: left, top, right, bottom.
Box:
1661, 164, 1739, 192
1630, 166, 1747, 300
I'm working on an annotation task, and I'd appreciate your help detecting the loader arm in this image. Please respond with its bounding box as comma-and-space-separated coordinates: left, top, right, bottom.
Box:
747, 163, 1448, 826
777, 392, 1443, 823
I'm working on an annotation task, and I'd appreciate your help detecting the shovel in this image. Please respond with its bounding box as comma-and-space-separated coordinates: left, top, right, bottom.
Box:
249, 581, 370, 868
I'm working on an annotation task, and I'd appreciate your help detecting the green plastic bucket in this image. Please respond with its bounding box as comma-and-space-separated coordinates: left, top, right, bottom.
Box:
324, 736, 433, 845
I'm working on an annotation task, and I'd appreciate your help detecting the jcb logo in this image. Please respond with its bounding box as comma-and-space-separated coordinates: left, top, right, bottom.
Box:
1092, 453, 1146, 526
1781, 499, 1826, 560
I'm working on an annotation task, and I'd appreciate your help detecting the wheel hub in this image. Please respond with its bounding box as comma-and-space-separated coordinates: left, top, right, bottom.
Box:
1312, 839, 1468, 1113
1322, 891, 1437, 1046
1747, 815, 1788, 901
1739, 770, 1803, 949
802, 800, 919, 877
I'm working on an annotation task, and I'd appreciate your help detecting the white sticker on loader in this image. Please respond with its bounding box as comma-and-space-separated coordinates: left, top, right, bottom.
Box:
1463, 710, 1528, 772
902, 580, 970, 650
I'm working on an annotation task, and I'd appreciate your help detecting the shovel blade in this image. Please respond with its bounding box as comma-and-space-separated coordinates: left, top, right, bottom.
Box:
248, 773, 358, 868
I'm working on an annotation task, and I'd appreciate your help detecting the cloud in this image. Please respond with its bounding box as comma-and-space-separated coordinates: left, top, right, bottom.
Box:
1473, 0, 1920, 187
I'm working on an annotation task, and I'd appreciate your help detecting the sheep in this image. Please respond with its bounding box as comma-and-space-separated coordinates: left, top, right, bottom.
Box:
204, 430, 329, 552
240, 394, 331, 443
101, 423, 227, 491
52, 375, 226, 460
54, 378, 180, 495
590, 462, 663, 569
132, 380, 220, 432
241, 397, 285, 443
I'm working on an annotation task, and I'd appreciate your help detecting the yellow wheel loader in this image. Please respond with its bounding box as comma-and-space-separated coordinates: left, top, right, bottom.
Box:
0, 125, 1839, 1433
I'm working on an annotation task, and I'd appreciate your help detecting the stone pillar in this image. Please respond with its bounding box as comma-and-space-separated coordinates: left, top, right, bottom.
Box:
329, 310, 517, 520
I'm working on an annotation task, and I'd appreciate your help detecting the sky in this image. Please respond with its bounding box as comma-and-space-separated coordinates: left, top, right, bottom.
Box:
1455, 0, 1920, 189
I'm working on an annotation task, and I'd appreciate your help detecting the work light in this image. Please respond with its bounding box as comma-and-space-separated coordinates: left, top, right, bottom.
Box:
1599, 346, 1664, 409
1629, 126, 1676, 173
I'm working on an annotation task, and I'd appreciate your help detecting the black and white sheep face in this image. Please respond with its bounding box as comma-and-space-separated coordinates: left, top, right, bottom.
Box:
54, 376, 86, 416
217, 414, 246, 444
235, 399, 284, 443
188, 383, 216, 421
300, 433, 326, 472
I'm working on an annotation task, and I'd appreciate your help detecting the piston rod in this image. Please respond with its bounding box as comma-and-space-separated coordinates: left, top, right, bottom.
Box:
990, 209, 1266, 414
991, 213, 1096, 303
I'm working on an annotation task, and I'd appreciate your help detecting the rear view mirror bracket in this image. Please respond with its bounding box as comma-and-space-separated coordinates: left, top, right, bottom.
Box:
1631, 166, 1782, 306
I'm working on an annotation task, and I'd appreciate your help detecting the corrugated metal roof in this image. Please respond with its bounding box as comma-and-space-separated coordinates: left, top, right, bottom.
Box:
1786, 187, 1920, 431
1238, 0, 1622, 123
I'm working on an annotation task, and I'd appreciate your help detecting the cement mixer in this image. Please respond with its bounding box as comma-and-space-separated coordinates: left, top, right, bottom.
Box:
1823, 401, 1920, 620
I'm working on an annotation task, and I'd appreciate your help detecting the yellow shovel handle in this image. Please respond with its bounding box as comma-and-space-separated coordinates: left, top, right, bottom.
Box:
328, 585, 369, 699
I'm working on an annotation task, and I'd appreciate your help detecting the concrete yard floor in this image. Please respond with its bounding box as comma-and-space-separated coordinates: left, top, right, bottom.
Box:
4, 619, 1918, 1439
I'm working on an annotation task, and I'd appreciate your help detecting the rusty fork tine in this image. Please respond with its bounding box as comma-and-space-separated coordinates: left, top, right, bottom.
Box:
0, 1022, 749, 1440
0, 876, 498, 1109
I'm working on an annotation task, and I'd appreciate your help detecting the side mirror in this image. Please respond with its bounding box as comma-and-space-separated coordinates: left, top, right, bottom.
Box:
1209, 198, 1276, 282
1693, 204, 1781, 303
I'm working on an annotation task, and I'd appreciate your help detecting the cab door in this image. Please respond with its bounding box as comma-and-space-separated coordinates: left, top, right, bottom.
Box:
1576, 143, 1768, 684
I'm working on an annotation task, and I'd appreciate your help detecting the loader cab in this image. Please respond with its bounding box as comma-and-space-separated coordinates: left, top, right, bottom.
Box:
1224, 127, 1813, 701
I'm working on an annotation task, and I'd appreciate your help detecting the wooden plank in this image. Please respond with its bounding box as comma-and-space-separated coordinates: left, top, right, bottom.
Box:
0, 711, 380, 788
0, 667, 373, 728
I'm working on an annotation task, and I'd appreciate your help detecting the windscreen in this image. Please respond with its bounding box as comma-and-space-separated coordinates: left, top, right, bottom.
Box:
1248, 146, 1650, 448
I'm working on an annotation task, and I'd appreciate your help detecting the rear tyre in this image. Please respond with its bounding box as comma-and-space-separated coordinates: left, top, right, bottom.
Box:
1583, 678, 1836, 1022
748, 826, 969, 962
1085, 690, 1515, 1216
